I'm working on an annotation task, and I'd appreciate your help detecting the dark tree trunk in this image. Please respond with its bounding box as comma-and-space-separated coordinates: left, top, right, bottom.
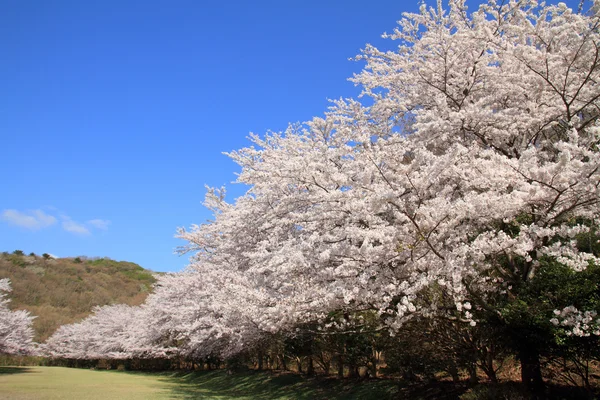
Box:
348, 364, 360, 379
279, 354, 288, 371
519, 348, 544, 395
257, 350, 263, 371
370, 352, 379, 378
448, 363, 460, 384
482, 356, 498, 384
467, 363, 479, 385
337, 355, 344, 378
318, 354, 330, 375
307, 356, 315, 376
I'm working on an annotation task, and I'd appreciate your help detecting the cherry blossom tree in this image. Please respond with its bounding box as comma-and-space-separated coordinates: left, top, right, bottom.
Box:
0, 278, 35, 355
138, 269, 268, 361
180, 0, 599, 389
44, 304, 148, 360
44, 1, 599, 392
45, 268, 273, 363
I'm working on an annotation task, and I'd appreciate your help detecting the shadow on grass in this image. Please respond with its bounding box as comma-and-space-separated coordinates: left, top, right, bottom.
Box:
455, 381, 598, 400
396, 381, 471, 400
163, 373, 594, 400
156, 370, 400, 400
109, 369, 598, 400
0, 366, 35, 375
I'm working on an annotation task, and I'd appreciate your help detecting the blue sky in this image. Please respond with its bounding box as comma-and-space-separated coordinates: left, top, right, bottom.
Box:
0, 0, 580, 272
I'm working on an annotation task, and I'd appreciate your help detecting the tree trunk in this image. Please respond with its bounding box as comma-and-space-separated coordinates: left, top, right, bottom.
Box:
482, 356, 498, 384
337, 355, 344, 378
467, 363, 479, 385
448, 363, 460, 384
324, 361, 330, 375
479, 346, 498, 383
307, 356, 315, 376
370, 351, 379, 378
519, 348, 544, 395
279, 355, 287, 371
257, 350, 263, 371
348, 365, 359, 379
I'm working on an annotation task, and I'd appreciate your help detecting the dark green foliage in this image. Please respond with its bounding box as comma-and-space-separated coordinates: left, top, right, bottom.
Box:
499, 260, 600, 351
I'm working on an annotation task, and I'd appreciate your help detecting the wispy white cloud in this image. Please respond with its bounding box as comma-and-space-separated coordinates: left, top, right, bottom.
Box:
61, 216, 91, 236
1, 209, 57, 230
2, 207, 109, 236
87, 219, 111, 230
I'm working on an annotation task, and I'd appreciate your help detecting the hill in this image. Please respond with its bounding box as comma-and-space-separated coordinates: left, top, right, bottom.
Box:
0, 251, 157, 342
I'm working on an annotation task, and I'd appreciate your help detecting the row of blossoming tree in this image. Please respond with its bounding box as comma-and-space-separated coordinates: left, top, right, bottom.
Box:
0, 278, 35, 356
35, 0, 600, 395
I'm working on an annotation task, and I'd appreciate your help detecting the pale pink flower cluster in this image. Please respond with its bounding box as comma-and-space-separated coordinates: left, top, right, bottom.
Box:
551, 306, 600, 337
0, 279, 35, 355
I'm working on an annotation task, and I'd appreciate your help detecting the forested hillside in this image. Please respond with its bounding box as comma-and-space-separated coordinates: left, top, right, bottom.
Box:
0, 251, 156, 341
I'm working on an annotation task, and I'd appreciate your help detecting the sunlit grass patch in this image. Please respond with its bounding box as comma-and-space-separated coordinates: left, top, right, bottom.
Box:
0, 367, 399, 400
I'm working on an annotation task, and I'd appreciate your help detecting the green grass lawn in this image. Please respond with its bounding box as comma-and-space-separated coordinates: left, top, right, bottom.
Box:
0, 367, 399, 400
0, 366, 177, 400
